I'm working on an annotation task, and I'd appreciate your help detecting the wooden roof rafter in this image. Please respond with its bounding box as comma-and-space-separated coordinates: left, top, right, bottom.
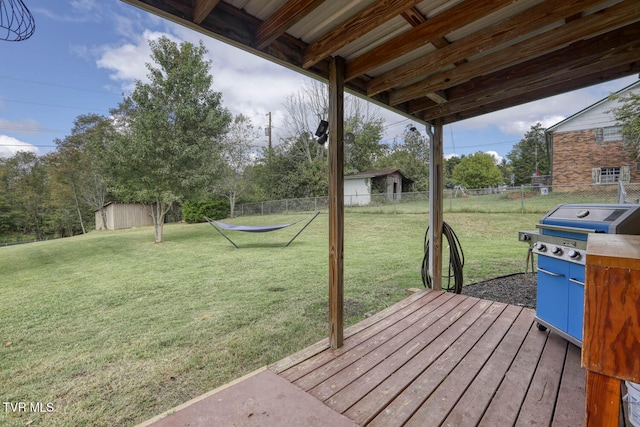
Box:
193, 0, 220, 24
121, 0, 640, 128
388, 0, 640, 107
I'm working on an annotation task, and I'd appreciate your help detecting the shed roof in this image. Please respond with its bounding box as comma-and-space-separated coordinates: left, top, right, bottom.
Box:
345, 168, 413, 181
121, 0, 640, 127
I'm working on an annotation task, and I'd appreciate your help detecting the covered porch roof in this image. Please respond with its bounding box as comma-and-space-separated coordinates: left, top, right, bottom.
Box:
120, 0, 639, 126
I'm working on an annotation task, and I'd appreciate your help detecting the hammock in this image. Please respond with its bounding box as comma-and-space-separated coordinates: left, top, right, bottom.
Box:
204, 211, 320, 248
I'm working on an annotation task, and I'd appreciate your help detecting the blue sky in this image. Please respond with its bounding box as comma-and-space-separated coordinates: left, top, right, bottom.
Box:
1, 0, 638, 162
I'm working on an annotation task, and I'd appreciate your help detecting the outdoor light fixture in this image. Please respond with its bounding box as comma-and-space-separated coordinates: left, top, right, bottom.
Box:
315, 120, 328, 145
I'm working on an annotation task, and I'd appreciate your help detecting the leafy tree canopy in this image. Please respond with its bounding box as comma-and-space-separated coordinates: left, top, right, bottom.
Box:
505, 123, 549, 185
377, 125, 429, 190
107, 36, 231, 242
609, 90, 640, 161
452, 151, 503, 189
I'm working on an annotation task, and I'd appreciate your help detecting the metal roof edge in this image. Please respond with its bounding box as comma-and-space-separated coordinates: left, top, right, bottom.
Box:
546, 79, 640, 133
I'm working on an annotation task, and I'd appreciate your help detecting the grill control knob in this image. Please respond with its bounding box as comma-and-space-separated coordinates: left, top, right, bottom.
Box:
551, 246, 563, 255
568, 250, 581, 260
535, 242, 546, 252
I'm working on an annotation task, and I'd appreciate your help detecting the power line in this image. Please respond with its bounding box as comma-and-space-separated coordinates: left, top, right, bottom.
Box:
0, 144, 58, 148
1, 98, 111, 114
0, 75, 118, 96
0, 125, 66, 133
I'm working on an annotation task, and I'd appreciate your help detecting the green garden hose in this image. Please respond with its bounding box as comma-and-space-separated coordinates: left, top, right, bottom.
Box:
421, 221, 464, 293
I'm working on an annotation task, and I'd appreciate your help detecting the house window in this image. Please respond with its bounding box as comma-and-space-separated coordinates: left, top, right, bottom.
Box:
592, 166, 630, 184
595, 126, 624, 143
600, 167, 620, 184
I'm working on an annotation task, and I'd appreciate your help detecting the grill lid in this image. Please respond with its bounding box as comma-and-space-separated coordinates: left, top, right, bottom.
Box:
541, 203, 640, 237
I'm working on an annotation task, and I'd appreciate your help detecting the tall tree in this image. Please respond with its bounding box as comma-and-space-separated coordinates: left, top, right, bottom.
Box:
252, 137, 328, 200
505, 123, 550, 185
444, 155, 463, 188
1, 151, 50, 240
343, 101, 386, 174
51, 114, 114, 232
609, 90, 640, 161
377, 125, 429, 190
452, 151, 503, 189
256, 80, 385, 199
107, 36, 231, 243
217, 114, 258, 217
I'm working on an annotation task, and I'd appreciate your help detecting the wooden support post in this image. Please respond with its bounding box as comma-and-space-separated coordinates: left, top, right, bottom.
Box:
328, 56, 345, 349
428, 119, 444, 290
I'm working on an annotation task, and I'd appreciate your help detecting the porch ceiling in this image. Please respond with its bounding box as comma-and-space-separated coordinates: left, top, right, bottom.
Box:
121, 0, 640, 126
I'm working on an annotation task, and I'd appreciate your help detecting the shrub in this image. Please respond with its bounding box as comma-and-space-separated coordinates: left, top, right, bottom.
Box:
182, 199, 230, 223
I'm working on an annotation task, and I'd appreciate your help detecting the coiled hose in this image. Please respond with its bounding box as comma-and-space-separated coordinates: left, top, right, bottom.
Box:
421, 221, 464, 293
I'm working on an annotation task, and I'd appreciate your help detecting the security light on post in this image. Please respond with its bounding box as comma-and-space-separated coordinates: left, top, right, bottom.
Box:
315, 120, 328, 145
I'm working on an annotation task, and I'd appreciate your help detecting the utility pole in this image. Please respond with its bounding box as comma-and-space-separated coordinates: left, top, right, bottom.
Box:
267, 112, 272, 151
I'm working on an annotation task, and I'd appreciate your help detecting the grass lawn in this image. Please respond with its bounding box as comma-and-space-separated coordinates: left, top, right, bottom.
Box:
0, 211, 540, 426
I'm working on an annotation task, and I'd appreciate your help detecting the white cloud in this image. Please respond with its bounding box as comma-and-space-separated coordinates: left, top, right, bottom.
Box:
457, 75, 639, 136
94, 27, 316, 148
485, 150, 503, 164
0, 135, 38, 157
96, 29, 176, 90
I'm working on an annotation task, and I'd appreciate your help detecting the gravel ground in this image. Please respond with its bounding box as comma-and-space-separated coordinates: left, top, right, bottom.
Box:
462, 272, 537, 309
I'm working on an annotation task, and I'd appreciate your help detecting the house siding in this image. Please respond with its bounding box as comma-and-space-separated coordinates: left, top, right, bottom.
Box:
344, 178, 371, 206
549, 81, 640, 188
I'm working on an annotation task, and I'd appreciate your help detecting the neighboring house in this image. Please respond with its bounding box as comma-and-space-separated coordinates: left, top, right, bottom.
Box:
344, 169, 414, 206
95, 202, 154, 230
546, 80, 640, 187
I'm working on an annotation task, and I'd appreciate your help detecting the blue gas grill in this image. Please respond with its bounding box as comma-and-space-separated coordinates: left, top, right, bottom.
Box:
520, 203, 640, 347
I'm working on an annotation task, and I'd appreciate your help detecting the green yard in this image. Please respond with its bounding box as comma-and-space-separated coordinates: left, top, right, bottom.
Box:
1, 211, 540, 426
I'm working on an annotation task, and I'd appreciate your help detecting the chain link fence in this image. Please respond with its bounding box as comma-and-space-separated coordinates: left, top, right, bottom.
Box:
236, 183, 640, 217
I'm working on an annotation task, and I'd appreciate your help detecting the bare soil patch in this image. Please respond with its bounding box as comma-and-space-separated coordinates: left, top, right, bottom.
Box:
463, 272, 537, 309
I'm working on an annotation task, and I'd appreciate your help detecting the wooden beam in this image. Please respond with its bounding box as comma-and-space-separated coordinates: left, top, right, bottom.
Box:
368, 0, 619, 97
302, 0, 423, 69
426, 91, 448, 105
255, 0, 325, 49
428, 119, 444, 291
345, 0, 512, 81
417, 23, 640, 121
389, 0, 640, 105
400, 6, 426, 27
193, 0, 220, 24
329, 56, 345, 349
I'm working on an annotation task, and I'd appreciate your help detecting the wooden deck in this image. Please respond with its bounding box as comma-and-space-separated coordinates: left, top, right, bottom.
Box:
270, 289, 586, 426
138, 289, 589, 427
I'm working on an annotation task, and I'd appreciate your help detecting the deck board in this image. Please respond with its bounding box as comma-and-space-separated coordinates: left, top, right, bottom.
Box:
516, 332, 568, 426
373, 304, 521, 427
139, 289, 588, 427
553, 343, 586, 426
441, 307, 535, 426
305, 294, 478, 401
270, 289, 587, 427
295, 292, 458, 392
339, 298, 495, 424
279, 291, 447, 382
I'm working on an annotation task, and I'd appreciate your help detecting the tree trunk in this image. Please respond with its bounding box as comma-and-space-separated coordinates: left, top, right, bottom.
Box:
229, 192, 236, 218
71, 181, 86, 234
152, 199, 170, 243
100, 208, 109, 230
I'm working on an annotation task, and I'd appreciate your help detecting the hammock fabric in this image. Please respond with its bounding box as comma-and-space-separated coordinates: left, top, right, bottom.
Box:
204, 212, 319, 248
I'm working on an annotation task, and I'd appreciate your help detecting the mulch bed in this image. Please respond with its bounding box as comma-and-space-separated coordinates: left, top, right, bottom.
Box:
462, 272, 537, 309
